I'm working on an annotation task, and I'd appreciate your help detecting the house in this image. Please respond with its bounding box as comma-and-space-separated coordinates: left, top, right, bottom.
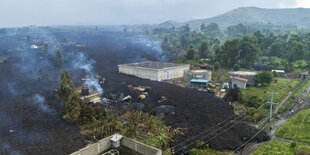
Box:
299, 71, 309, 79
229, 71, 257, 86
198, 64, 211, 70
272, 69, 286, 77
232, 77, 248, 89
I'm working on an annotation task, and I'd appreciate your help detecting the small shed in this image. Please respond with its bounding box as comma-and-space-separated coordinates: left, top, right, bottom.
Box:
272, 69, 286, 77
190, 79, 209, 88
198, 64, 211, 70
232, 77, 248, 89
299, 71, 309, 79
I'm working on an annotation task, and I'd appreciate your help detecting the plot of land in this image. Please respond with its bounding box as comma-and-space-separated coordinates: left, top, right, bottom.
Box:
242, 79, 301, 104
251, 141, 310, 155
276, 109, 310, 143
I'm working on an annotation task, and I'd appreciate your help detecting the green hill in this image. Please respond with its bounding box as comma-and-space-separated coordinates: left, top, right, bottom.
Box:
159, 7, 310, 29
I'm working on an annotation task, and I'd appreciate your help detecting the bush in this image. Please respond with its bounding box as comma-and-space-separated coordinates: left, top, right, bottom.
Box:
255, 71, 273, 84
225, 87, 242, 102
233, 64, 240, 71
213, 61, 220, 71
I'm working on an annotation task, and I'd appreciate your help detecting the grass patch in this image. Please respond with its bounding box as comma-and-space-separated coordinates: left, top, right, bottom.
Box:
242, 78, 301, 103
276, 109, 310, 143
220, 74, 229, 82
251, 141, 310, 155
293, 77, 310, 96
278, 99, 296, 115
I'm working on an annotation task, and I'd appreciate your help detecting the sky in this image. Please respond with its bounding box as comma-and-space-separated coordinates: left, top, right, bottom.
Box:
0, 0, 309, 27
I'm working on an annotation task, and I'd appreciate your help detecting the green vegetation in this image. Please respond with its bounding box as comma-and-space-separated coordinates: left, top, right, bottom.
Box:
255, 71, 273, 85
239, 78, 301, 122
242, 79, 301, 103
293, 77, 310, 96
251, 141, 310, 155
189, 147, 231, 155
276, 109, 310, 143
0, 57, 8, 63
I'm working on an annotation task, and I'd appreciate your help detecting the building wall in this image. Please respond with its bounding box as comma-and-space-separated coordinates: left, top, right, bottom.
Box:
229, 74, 256, 86
232, 79, 246, 89
70, 135, 162, 155
183, 70, 212, 82
121, 137, 162, 155
70, 135, 112, 155
157, 66, 189, 81
119, 65, 189, 81
119, 65, 159, 81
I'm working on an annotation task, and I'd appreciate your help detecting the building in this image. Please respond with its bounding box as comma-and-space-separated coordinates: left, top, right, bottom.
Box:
232, 77, 248, 89
118, 61, 190, 81
299, 71, 309, 79
272, 69, 286, 77
183, 69, 212, 82
198, 64, 211, 70
190, 79, 209, 88
229, 71, 257, 86
71, 134, 161, 155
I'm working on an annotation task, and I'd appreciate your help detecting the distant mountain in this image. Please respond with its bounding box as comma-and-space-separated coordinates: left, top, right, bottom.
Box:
159, 7, 310, 29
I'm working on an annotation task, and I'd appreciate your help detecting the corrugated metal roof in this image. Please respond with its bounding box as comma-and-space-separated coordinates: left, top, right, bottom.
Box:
300, 71, 309, 75
190, 79, 209, 83
233, 76, 248, 82
119, 61, 189, 69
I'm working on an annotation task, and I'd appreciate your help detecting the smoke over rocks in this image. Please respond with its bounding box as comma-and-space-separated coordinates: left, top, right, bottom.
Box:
0, 28, 173, 154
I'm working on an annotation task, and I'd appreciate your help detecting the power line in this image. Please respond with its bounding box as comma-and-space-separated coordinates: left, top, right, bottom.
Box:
229, 122, 270, 155
172, 114, 237, 149
180, 118, 245, 154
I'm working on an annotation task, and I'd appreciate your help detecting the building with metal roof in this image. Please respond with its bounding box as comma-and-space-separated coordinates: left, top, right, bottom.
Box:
118, 61, 190, 81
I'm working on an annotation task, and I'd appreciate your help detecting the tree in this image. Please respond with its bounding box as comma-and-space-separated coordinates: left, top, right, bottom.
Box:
186, 45, 197, 60
199, 40, 210, 59
65, 92, 81, 122
57, 71, 75, 101
213, 61, 220, 71
56, 47, 64, 64
240, 35, 260, 68
222, 38, 241, 66
246, 96, 262, 108
233, 64, 240, 71
43, 41, 49, 55
255, 71, 273, 85
225, 87, 242, 102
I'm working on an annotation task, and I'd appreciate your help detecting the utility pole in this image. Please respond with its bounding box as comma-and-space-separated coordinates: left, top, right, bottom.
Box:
267, 92, 278, 122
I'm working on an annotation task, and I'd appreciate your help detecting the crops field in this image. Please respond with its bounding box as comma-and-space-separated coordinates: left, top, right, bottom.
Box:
251, 141, 310, 155
242, 79, 301, 103
276, 109, 310, 143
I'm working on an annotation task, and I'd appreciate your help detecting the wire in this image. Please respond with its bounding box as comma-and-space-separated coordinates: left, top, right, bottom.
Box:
180, 118, 245, 154
176, 117, 245, 154
229, 122, 269, 154
172, 114, 237, 149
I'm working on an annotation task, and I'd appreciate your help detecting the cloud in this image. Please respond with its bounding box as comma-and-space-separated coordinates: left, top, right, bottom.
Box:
0, 0, 304, 27
296, 0, 310, 8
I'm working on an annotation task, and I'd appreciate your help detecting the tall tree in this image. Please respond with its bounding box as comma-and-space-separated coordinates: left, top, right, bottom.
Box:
222, 38, 241, 66
240, 35, 260, 68
199, 40, 210, 59
65, 92, 81, 122
186, 45, 197, 60
43, 41, 49, 55
57, 71, 75, 101
55, 42, 64, 64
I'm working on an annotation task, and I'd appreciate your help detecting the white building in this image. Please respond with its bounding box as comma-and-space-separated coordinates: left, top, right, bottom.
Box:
229, 71, 257, 86
232, 77, 248, 89
183, 69, 212, 82
118, 61, 190, 81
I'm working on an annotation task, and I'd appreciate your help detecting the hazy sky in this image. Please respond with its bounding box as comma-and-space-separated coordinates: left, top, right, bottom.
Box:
0, 0, 309, 27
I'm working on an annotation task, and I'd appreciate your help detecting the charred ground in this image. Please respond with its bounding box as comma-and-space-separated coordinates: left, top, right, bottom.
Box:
0, 28, 268, 154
